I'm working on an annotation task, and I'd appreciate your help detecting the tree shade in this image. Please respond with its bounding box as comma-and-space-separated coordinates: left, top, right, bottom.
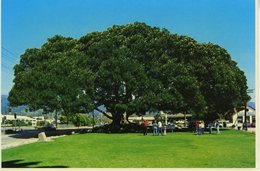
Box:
8, 22, 250, 131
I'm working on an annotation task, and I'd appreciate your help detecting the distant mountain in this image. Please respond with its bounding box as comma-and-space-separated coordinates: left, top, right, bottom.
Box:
1, 95, 28, 115
1, 95, 99, 117
93, 105, 106, 114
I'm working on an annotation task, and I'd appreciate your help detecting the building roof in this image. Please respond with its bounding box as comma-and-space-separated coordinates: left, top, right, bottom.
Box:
165, 113, 192, 118
128, 116, 155, 120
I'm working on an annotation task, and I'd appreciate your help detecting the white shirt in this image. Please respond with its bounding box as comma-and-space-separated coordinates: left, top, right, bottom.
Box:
158, 121, 162, 128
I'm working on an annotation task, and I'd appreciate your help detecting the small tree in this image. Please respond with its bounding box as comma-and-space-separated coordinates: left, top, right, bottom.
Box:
72, 114, 91, 127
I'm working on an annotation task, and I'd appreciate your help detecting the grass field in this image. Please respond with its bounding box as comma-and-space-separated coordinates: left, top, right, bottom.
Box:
2, 129, 255, 168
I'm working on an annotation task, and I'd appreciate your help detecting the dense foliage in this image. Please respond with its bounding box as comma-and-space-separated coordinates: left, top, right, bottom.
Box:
8, 22, 250, 131
60, 113, 93, 126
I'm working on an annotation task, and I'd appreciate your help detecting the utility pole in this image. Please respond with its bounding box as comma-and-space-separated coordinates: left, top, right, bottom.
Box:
244, 89, 254, 131
244, 102, 248, 131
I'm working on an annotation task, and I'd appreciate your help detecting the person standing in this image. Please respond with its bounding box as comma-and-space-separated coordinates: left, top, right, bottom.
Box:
201, 121, 205, 135
168, 122, 174, 133
158, 120, 163, 135
172, 120, 176, 133
208, 121, 213, 134
152, 120, 158, 136
195, 121, 199, 135
163, 123, 167, 136
143, 119, 149, 136
197, 121, 202, 135
216, 120, 220, 134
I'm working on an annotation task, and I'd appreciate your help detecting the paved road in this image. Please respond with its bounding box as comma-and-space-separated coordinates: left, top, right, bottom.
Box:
1, 134, 38, 149
245, 127, 255, 133
1, 131, 68, 149
1, 127, 91, 149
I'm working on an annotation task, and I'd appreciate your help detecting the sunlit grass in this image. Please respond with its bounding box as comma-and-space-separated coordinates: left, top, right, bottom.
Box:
2, 129, 255, 168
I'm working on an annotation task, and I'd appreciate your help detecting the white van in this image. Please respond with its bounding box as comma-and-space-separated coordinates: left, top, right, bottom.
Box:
215, 120, 233, 128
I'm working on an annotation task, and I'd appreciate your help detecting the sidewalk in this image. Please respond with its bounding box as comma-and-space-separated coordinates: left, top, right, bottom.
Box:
1, 134, 38, 149
1, 132, 67, 150
245, 127, 255, 133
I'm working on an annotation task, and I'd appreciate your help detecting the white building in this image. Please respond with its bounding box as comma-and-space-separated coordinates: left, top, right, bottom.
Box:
128, 116, 155, 125
1, 114, 37, 126
232, 102, 255, 127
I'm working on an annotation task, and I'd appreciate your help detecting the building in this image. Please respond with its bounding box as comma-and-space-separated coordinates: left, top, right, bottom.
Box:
128, 116, 155, 125
1, 114, 37, 126
232, 102, 255, 128
128, 111, 192, 128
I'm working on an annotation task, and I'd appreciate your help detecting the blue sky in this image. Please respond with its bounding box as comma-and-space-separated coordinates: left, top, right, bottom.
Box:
1, 0, 255, 101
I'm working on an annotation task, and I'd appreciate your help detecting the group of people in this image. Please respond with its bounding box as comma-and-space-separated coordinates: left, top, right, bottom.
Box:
142, 119, 164, 136
142, 119, 176, 136
142, 119, 165, 136
151, 120, 164, 136
196, 120, 220, 135
197, 120, 205, 135
142, 118, 221, 136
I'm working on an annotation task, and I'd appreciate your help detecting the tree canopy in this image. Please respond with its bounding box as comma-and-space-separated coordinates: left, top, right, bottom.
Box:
8, 22, 250, 131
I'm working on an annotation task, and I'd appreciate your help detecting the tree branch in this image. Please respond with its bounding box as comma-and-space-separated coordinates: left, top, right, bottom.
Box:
94, 107, 113, 119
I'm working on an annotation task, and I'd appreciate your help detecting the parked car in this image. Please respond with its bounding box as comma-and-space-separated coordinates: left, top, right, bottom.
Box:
242, 122, 251, 128
214, 120, 233, 128
224, 120, 233, 127
35, 125, 56, 131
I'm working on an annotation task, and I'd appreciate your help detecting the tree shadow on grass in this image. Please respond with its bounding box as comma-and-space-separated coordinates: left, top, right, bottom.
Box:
2, 159, 68, 168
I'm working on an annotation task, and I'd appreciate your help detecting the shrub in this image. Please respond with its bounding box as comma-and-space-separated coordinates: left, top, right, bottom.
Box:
37, 121, 45, 126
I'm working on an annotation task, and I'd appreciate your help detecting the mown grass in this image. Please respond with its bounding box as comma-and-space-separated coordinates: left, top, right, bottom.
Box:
2, 129, 255, 168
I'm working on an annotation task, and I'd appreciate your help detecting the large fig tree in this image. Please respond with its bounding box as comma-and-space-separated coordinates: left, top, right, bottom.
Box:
9, 22, 250, 131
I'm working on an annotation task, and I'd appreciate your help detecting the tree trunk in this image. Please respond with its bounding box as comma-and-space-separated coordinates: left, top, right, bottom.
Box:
126, 114, 132, 124
110, 112, 122, 132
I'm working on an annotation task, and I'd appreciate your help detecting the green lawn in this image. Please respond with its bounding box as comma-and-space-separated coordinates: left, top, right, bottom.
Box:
2, 129, 255, 168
